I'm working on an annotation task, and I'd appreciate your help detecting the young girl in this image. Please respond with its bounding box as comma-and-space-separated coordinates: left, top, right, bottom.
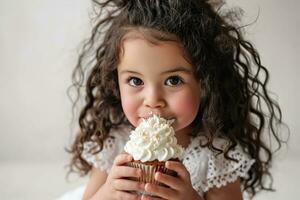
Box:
68, 0, 285, 199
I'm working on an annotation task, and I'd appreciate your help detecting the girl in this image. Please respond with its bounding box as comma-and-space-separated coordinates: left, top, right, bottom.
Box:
68, 0, 285, 199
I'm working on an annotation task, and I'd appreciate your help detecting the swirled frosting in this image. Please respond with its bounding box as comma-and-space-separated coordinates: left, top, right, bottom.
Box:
124, 115, 184, 162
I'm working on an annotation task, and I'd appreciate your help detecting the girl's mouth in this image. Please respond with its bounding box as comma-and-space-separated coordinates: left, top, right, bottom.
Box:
140, 115, 176, 123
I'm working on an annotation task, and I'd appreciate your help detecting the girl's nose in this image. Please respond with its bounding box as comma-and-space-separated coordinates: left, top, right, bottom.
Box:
143, 87, 166, 108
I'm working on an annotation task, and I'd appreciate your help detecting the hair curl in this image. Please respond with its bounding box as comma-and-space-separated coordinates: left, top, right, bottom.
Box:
67, 0, 287, 198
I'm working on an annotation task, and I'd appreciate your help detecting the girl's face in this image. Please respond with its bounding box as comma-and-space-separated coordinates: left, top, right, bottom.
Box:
117, 36, 201, 135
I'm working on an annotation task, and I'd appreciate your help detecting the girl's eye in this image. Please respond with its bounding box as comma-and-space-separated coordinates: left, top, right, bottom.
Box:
127, 77, 143, 87
165, 76, 183, 86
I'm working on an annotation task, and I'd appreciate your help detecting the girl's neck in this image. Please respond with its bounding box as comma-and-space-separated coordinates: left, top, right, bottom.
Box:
175, 128, 191, 148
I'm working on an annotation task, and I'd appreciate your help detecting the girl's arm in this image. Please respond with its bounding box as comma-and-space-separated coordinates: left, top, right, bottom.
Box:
82, 167, 108, 200
204, 179, 243, 200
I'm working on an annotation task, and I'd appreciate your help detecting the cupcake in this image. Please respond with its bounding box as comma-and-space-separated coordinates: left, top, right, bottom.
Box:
124, 115, 184, 195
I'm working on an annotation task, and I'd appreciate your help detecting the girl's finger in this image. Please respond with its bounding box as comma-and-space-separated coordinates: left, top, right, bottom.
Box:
113, 153, 133, 166
111, 165, 142, 179
115, 190, 141, 200
113, 179, 145, 192
144, 183, 175, 199
165, 161, 190, 181
154, 172, 181, 190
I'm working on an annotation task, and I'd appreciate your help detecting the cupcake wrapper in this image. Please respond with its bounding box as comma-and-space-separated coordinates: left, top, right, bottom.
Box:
128, 162, 177, 184
126, 161, 176, 197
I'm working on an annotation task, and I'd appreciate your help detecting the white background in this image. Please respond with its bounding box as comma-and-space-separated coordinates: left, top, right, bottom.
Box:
0, 0, 299, 199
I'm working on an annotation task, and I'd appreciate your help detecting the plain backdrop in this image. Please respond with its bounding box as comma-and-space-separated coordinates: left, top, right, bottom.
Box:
0, 0, 299, 199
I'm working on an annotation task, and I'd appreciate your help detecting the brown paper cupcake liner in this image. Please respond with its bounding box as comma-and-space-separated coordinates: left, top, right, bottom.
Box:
127, 161, 176, 184
126, 161, 177, 197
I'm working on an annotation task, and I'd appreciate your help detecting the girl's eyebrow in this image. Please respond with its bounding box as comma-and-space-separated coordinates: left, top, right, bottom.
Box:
120, 66, 192, 75
119, 70, 142, 75
161, 66, 193, 74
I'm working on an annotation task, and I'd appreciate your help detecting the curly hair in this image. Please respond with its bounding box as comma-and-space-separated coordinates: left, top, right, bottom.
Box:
67, 0, 287, 198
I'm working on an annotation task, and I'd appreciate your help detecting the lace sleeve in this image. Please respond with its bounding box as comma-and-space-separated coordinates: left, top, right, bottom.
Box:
81, 127, 130, 173
202, 140, 255, 192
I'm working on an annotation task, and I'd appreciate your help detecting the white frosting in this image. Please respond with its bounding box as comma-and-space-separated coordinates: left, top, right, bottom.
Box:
124, 115, 184, 162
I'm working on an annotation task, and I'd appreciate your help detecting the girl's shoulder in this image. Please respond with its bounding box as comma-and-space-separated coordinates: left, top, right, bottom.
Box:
183, 135, 255, 194
81, 125, 131, 173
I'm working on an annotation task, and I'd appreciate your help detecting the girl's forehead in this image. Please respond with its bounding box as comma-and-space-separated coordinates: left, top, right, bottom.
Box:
119, 29, 191, 66
117, 37, 193, 74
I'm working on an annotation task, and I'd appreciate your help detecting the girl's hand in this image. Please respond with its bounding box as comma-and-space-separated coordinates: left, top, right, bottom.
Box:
141, 161, 203, 200
95, 153, 144, 200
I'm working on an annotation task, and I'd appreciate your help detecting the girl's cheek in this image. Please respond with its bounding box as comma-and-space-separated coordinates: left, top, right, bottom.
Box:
177, 98, 198, 115
172, 94, 200, 126
121, 96, 139, 126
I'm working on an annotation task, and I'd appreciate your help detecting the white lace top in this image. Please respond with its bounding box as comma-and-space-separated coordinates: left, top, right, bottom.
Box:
81, 127, 255, 198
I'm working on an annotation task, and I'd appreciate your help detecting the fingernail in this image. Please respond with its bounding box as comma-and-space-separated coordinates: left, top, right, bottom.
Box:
144, 183, 150, 191
165, 162, 168, 168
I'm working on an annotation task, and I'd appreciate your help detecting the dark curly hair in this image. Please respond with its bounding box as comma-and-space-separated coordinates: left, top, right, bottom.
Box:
67, 0, 287, 198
